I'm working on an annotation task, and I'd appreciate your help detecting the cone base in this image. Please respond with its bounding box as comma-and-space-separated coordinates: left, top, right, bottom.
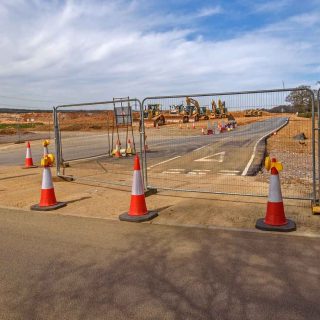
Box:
255, 218, 296, 232
119, 211, 158, 222
30, 202, 67, 211
22, 165, 38, 169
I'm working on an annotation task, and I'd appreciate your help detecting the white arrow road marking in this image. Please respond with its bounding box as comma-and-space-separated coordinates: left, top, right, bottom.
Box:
147, 155, 181, 169
194, 151, 225, 163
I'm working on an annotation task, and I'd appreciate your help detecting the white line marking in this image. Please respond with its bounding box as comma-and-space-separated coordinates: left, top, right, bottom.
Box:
162, 171, 181, 174
219, 170, 240, 173
193, 169, 211, 172
194, 151, 225, 163
241, 118, 289, 176
169, 168, 185, 171
218, 173, 237, 176
192, 143, 212, 152
148, 156, 181, 169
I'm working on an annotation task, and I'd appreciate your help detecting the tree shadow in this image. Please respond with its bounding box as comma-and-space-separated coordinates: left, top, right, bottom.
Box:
3, 224, 320, 320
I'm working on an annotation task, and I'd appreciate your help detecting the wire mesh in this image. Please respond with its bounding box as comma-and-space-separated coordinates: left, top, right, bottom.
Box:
54, 99, 143, 187
142, 89, 315, 200
0, 112, 52, 145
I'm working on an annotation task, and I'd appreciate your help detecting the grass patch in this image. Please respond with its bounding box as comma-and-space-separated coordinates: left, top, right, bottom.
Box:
0, 122, 44, 129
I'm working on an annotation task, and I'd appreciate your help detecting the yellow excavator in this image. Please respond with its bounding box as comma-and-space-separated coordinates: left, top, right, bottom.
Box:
143, 104, 165, 127
210, 99, 228, 118
186, 97, 209, 121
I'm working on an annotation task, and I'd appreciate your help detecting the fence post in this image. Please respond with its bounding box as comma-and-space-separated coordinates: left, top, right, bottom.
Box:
139, 99, 148, 189
318, 89, 320, 203
53, 107, 60, 176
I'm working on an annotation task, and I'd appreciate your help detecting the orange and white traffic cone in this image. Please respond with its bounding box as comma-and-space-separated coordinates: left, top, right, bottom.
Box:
22, 141, 37, 169
192, 122, 196, 129
30, 156, 66, 211
113, 140, 121, 158
126, 139, 136, 155
119, 155, 158, 222
256, 157, 296, 232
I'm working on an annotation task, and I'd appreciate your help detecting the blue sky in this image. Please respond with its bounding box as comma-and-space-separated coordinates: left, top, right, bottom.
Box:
0, 0, 319, 108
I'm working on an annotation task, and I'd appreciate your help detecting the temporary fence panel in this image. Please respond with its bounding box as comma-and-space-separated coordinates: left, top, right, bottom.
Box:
53, 98, 144, 187
0, 113, 52, 145
141, 88, 316, 201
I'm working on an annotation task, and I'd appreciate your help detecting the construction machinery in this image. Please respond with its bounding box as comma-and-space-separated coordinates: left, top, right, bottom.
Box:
143, 104, 166, 127
168, 104, 189, 123
185, 97, 209, 121
244, 109, 262, 117
210, 99, 228, 119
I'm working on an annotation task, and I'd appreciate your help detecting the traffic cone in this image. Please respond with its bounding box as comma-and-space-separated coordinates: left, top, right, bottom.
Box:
126, 139, 135, 155
30, 156, 66, 211
22, 141, 37, 169
192, 122, 195, 129
256, 157, 296, 232
43, 139, 49, 156
42, 140, 54, 166
201, 127, 205, 135
113, 140, 121, 158
119, 155, 158, 222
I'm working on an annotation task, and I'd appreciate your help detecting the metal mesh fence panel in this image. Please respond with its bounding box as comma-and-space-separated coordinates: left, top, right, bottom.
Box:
0, 112, 52, 145
54, 98, 143, 187
142, 89, 315, 200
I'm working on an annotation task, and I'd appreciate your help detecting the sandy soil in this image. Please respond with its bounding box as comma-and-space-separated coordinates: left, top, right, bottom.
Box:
0, 165, 319, 235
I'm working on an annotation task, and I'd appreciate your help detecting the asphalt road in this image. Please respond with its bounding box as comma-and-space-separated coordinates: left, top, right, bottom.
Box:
0, 118, 287, 177
146, 117, 288, 177
0, 207, 319, 320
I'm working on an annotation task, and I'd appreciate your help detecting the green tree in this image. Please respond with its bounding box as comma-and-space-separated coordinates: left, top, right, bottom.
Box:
285, 85, 313, 113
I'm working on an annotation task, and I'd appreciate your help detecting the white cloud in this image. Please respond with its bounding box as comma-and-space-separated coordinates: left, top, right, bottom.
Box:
196, 5, 223, 17
0, 0, 319, 108
253, 0, 290, 13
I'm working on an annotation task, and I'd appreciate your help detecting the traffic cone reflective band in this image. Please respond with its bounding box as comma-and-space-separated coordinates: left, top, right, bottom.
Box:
119, 155, 158, 222
114, 140, 121, 158
23, 141, 37, 169
30, 156, 66, 211
256, 157, 296, 232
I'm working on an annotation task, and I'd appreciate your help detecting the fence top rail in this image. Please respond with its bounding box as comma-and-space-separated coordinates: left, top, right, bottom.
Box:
55, 98, 141, 110
142, 87, 314, 104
